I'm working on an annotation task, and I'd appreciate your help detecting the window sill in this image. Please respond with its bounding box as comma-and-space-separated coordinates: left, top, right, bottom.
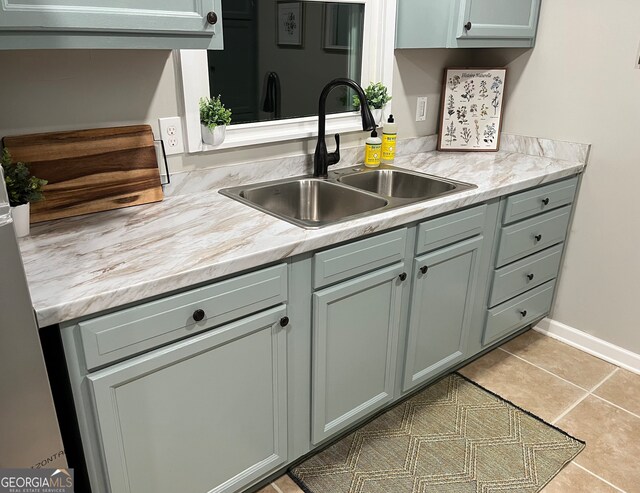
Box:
196, 112, 364, 152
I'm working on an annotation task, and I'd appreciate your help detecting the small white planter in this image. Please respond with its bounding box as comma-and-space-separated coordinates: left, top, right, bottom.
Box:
11, 202, 30, 238
201, 124, 227, 146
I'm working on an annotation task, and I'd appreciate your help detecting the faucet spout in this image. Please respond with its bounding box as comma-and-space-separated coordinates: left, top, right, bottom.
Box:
314, 78, 376, 178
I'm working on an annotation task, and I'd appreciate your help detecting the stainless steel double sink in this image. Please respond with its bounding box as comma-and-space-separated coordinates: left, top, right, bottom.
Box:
219, 165, 476, 229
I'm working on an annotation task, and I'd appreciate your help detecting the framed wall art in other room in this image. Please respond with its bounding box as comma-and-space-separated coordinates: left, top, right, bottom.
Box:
438, 68, 507, 152
277, 2, 304, 47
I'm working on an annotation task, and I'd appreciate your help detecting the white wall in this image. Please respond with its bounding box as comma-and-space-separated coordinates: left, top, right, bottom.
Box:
0, 48, 471, 172
479, 0, 640, 353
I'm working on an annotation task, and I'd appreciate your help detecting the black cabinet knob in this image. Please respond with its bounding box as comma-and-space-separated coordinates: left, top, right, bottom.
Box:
206, 11, 218, 25
534, 234, 542, 242
399, 273, 407, 281
193, 309, 206, 322
464, 21, 472, 30
420, 266, 429, 275
520, 310, 528, 317
280, 316, 289, 327
542, 197, 550, 206
527, 273, 535, 281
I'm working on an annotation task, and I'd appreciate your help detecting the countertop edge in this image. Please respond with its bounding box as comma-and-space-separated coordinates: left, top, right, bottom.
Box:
35, 163, 584, 327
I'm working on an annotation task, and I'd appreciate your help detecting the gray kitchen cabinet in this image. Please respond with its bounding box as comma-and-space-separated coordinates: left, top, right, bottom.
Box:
61, 263, 289, 493
403, 236, 483, 392
396, 0, 541, 49
58, 174, 582, 493
480, 175, 579, 348
311, 262, 406, 444
0, 0, 223, 49
86, 306, 288, 493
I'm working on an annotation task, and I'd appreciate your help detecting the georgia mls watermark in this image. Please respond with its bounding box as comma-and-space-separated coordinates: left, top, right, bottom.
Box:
0, 469, 74, 493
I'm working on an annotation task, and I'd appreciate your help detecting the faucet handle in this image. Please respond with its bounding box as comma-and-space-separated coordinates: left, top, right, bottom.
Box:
328, 133, 341, 166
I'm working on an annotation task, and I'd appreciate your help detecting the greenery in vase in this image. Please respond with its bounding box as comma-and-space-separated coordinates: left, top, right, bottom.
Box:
199, 94, 232, 130
352, 82, 392, 110
1, 149, 47, 207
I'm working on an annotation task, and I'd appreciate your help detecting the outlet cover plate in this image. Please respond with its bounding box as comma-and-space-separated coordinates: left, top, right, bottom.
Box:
416, 97, 428, 122
158, 117, 185, 155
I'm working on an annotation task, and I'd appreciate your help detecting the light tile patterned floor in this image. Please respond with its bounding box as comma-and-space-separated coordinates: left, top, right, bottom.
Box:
258, 330, 639, 493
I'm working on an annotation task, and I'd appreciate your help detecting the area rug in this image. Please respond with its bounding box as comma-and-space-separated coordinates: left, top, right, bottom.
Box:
289, 373, 584, 493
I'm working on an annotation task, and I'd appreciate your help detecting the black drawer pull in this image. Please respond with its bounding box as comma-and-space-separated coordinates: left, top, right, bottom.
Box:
534, 234, 543, 242
520, 310, 528, 317
206, 11, 218, 25
399, 272, 407, 281
420, 266, 429, 275
526, 273, 535, 281
280, 316, 289, 327
464, 21, 472, 30
542, 197, 550, 206
193, 309, 206, 322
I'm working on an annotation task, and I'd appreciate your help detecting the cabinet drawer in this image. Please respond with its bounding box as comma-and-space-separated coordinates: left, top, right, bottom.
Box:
496, 206, 571, 267
80, 264, 288, 370
313, 228, 407, 289
416, 204, 486, 255
489, 244, 563, 307
483, 280, 556, 346
503, 176, 578, 224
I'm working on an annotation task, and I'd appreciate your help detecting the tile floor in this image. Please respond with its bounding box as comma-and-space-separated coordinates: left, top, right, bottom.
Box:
258, 329, 640, 493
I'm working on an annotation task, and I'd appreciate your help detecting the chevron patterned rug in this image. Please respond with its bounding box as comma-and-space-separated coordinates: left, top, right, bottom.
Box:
290, 373, 584, 493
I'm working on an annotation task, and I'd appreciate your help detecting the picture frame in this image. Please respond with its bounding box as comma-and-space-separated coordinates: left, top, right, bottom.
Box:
322, 4, 350, 51
277, 2, 304, 48
437, 68, 507, 152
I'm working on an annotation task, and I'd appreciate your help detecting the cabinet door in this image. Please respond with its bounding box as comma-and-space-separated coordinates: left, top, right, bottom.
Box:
395, 0, 456, 49
312, 263, 405, 444
403, 236, 483, 392
87, 306, 287, 493
0, 0, 221, 40
455, 0, 540, 40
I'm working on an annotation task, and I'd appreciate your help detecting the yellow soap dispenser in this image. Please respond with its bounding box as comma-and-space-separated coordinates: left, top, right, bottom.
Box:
381, 114, 398, 164
364, 128, 382, 168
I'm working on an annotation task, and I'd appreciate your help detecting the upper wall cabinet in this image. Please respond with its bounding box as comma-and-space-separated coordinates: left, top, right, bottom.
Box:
396, 0, 541, 49
0, 0, 224, 49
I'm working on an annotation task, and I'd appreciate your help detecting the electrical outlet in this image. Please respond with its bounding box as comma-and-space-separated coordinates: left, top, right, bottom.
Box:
416, 97, 428, 122
158, 117, 185, 155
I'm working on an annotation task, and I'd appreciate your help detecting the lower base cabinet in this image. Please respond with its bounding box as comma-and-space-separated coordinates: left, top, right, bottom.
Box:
61, 176, 579, 493
403, 236, 483, 391
311, 263, 405, 444
86, 306, 288, 493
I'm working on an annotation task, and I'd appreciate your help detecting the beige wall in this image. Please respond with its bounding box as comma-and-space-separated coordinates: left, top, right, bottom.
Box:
0, 48, 470, 172
478, 0, 640, 353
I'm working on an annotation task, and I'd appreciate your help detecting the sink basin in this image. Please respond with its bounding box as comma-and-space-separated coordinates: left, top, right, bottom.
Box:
338, 168, 462, 200
225, 179, 388, 228
220, 165, 476, 229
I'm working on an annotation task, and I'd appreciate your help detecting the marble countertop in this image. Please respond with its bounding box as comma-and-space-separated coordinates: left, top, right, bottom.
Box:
19, 135, 588, 327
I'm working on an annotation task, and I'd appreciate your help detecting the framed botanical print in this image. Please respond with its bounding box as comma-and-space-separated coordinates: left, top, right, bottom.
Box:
437, 68, 507, 152
277, 2, 304, 47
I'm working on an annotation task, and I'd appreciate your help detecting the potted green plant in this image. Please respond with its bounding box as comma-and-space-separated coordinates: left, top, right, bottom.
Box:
200, 95, 232, 146
1, 149, 47, 237
352, 82, 392, 124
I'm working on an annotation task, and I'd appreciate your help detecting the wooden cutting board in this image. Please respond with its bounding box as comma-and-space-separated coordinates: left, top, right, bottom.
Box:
2, 125, 163, 223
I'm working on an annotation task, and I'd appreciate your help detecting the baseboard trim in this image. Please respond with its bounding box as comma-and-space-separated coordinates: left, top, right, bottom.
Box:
534, 318, 640, 375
